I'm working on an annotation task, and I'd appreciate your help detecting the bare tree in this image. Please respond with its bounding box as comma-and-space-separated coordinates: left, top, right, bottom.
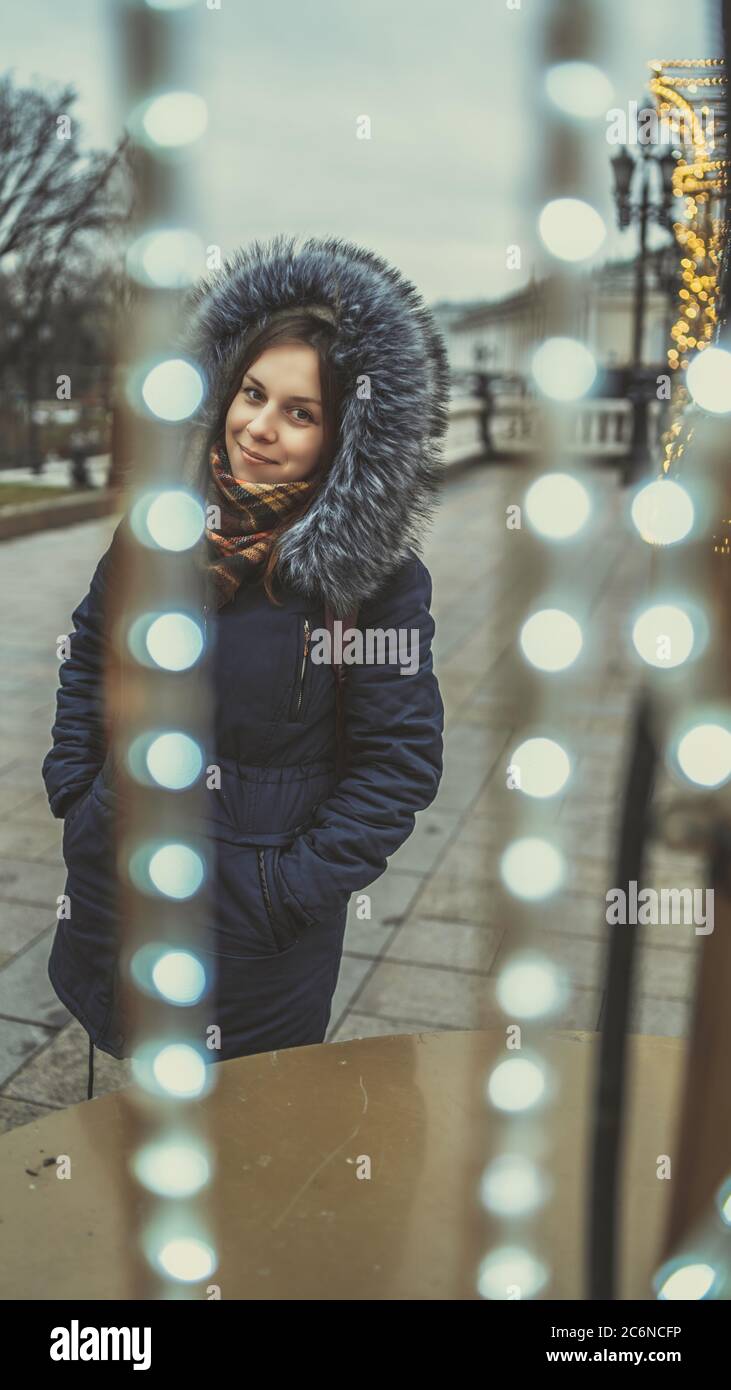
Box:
0, 75, 133, 469
0, 74, 130, 260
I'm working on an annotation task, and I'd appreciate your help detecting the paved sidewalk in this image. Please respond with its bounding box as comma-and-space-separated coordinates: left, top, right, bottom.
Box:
0, 463, 703, 1130
0, 456, 110, 488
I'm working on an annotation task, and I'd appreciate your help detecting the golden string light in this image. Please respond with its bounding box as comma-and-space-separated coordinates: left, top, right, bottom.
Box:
649, 58, 725, 68
646, 60, 730, 482
711, 518, 731, 556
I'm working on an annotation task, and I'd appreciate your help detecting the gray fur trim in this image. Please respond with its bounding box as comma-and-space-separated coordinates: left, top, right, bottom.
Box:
180, 234, 450, 613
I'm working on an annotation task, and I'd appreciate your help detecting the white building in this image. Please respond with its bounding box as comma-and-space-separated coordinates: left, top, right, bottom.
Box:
445, 251, 673, 376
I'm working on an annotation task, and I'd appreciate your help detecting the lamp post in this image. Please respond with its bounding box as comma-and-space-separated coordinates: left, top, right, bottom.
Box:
610, 139, 677, 484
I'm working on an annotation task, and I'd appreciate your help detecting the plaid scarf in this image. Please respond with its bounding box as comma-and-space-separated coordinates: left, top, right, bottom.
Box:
203, 442, 316, 607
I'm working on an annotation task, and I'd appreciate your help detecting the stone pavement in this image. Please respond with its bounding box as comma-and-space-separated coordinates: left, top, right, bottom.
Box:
0, 456, 109, 488
0, 463, 704, 1131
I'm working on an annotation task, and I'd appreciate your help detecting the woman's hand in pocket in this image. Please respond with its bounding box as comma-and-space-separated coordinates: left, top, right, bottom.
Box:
259, 846, 308, 944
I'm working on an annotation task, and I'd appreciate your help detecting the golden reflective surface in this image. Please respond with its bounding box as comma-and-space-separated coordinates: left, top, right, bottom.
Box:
0, 1029, 683, 1300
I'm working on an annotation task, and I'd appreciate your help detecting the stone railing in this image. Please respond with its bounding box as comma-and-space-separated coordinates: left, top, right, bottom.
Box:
487, 396, 665, 458
444, 396, 487, 467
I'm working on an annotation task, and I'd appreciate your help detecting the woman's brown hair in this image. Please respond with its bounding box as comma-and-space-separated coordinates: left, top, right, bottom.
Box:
206, 307, 344, 605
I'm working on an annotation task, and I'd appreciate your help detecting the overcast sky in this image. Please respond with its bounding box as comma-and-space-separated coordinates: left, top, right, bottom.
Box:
3, 0, 720, 305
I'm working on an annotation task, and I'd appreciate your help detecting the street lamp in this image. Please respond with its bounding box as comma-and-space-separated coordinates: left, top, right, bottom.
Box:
610, 136, 678, 484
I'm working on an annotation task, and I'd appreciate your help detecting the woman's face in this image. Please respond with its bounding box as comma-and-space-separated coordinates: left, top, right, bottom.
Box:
224, 343, 325, 483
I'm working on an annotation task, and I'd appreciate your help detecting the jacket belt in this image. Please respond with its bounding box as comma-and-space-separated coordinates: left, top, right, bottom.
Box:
201, 822, 311, 847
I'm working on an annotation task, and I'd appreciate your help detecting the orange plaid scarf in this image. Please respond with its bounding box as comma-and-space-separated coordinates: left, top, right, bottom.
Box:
203, 442, 315, 607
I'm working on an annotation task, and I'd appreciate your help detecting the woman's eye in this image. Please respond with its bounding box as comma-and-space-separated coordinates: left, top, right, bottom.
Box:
242, 387, 313, 424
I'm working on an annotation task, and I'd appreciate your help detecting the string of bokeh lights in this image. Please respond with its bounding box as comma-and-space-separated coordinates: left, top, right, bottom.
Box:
476, 5, 609, 1300
111, 0, 219, 1293
642, 55, 731, 1303
476, 22, 731, 1300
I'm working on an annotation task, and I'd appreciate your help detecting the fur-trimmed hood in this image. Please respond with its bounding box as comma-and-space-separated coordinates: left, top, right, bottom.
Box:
182, 234, 450, 614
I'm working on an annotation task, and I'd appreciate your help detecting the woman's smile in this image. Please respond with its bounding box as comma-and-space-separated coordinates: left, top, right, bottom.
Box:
238, 440, 280, 466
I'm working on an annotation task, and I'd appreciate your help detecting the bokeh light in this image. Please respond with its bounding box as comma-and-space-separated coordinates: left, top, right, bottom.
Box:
538, 198, 606, 261
152, 950, 207, 1005
531, 337, 597, 400
500, 837, 566, 900
487, 1056, 549, 1113
138, 91, 208, 147
133, 612, 204, 671
151, 1043, 207, 1097
132, 1140, 211, 1197
496, 954, 569, 1018
631, 479, 694, 546
130, 488, 205, 552
525, 472, 591, 539
126, 229, 204, 288
145, 732, 203, 790
686, 346, 731, 414
147, 843, 205, 899
156, 1237, 216, 1282
520, 609, 583, 672
480, 1155, 550, 1217
545, 61, 613, 118
510, 737, 571, 797
655, 1261, 717, 1301
675, 722, 731, 788
141, 359, 204, 421
477, 1246, 549, 1300
631, 605, 695, 668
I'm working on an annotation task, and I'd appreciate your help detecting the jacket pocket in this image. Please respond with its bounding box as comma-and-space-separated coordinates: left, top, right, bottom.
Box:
257, 848, 300, 951
64, 786, 93, 828
62, 770, 102, 832
288, 618, 311, 721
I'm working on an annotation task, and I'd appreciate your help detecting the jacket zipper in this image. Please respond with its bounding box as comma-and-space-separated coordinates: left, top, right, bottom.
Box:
293, 618, 310, 718
257, 850, 275, 922
257, 849, 299, 951
257, 849, 282, 948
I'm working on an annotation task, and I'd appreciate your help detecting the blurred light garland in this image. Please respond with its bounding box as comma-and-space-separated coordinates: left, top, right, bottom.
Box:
647, 59, 729, 484
642, 55, 731, 1301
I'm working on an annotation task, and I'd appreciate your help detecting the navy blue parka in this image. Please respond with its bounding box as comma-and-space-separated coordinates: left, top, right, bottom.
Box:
41, 234, 449, 1063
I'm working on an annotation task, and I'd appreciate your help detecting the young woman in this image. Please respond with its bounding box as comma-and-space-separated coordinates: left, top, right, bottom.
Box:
42, 234, 449, 1074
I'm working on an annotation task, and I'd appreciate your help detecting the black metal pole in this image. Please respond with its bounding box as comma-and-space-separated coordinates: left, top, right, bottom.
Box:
587, 691, 657, 1300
